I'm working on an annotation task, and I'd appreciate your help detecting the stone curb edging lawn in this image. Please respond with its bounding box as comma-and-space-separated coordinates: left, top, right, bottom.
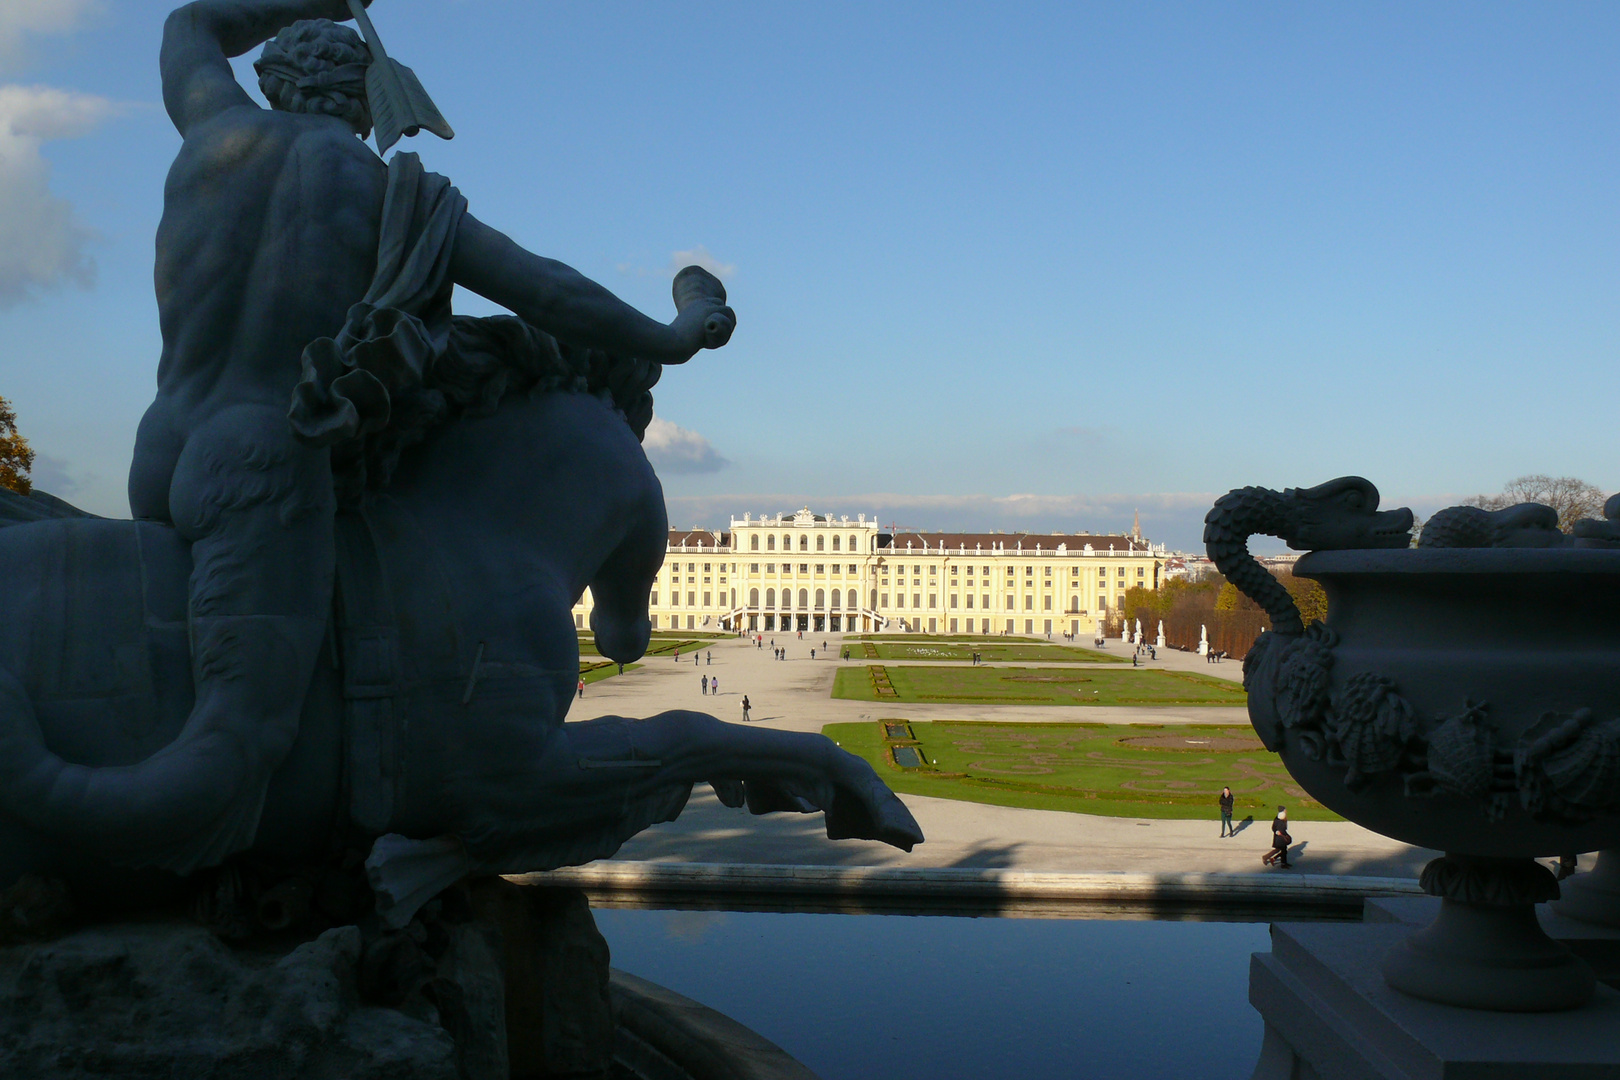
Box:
509, 862, 1422, 912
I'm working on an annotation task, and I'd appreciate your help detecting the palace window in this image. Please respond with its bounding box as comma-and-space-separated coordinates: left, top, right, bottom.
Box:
703, 576, 710, 584
881, 577, 889, 585
783, 535, 792, 549
688, 563, 696, 572
703, 563, 711, 572
1098, 568, 1108, 579
815, 589, 825, 608
831, 591, 841, 608
751, 535, 759, 550
815, 565, 825, 574
1026, 566, 1033, 576
650, 591, 659, 605
750, 589, 759, 606
1138, 567, 1145, 577
849, 534, 859, 551
1043, 596, 1052, 610
687, 592, 696, 606
929, 566, 937, 575
848, 564, 857, 575
982, 594, 989, 609
847, 589, 857, 608
765, 563, 775, 573
965, 566, 973, 577
1044, 566, 1051, 577
798, 589, 809, 607
750, 563, 759, 572
950, 595, 958, 608
767, 536, 775, 551
766, 589, 775, 606
883, 593, 892, 607
1005, 594, 1014, 609
966, 595, 974, 608
816, 535, 825, 551
914, 594, 922, 608
703, 592, 711, 606
799, 563, 809, 573
832, 536, 841, 551
799, 535, 808, 551
1024, 595, 1033, 610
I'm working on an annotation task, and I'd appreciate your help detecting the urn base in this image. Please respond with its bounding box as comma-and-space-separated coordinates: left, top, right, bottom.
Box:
1381, 856, 1595, 1011
1382, 897, 1596, 1011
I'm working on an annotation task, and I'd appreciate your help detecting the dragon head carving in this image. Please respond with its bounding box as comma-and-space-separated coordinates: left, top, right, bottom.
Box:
1284, 477, 1414, 551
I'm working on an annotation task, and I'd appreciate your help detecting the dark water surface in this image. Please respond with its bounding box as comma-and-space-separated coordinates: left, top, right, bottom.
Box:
594, 908, 1269, 1080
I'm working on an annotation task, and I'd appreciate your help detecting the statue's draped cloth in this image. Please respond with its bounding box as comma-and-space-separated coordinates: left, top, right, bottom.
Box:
288, 152, 661, 504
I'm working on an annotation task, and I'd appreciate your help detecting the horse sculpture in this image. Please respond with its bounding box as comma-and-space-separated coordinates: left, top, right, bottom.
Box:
0, 374, 923, 927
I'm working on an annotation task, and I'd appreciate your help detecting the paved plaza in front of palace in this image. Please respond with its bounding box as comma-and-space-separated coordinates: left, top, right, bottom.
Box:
572, 633, 1439, 879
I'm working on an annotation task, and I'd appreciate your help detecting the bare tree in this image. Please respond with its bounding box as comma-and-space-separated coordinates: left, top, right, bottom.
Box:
1464, 475, 1607, 532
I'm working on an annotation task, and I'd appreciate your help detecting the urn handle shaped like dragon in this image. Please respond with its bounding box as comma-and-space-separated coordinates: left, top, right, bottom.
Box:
1207, 477, 1620, 1011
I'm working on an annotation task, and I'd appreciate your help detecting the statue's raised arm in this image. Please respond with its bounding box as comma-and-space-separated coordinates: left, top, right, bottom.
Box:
160, 0, 363, 135
450, 215, 735, 364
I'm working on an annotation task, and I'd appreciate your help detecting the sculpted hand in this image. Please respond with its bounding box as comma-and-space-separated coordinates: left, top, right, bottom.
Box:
668, 266, 735, 360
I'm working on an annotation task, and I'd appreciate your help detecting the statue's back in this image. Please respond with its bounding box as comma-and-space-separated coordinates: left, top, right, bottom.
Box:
152, 107, 387, 396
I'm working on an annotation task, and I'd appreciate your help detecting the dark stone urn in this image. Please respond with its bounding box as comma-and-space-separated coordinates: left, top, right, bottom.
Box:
1207, 478, 1620, 1011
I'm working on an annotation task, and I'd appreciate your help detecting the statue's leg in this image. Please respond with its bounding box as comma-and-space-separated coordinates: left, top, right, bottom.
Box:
152, 403, 336, 872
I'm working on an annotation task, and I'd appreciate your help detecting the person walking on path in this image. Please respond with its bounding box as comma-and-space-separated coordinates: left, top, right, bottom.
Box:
741, 695, 751, 722
711, 676, 718, 696
706, 651, 712, 665
1218, 787, 1235, 837
1264, 806, 1292, 868
701, 674, 708, 695
577, 678, 585, 700
810, 648, 816, 660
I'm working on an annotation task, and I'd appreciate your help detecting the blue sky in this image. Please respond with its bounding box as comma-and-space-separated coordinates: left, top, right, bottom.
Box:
2, 1, 1616, 551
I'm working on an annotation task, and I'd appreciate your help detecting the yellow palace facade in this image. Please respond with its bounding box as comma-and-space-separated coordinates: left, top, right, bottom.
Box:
572, 507, 1166, 637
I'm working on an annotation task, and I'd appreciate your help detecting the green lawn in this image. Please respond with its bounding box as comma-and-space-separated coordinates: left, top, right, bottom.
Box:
579, 636, 707, 659
824, 719, 1335, 819
832, 665, 1247, 706
849, 640, 1123, 664
579, 659, 640, 683
842, 633, 1047, 644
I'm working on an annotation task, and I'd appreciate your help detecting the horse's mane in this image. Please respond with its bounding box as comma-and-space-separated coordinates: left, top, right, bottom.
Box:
330, 314, 660, 504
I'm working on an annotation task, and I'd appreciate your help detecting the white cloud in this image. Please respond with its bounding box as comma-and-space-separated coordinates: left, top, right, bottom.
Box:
643, 416, 729, 475
669, 245, 736, 280
28, 451, 88, 496
0, 84, 115, 307
0, 0, 102, 76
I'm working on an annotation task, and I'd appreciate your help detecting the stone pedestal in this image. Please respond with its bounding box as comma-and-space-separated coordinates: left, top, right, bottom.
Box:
1250, 900, 1620, 1079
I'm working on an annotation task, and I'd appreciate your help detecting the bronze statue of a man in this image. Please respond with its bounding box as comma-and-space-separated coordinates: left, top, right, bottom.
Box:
123, 0, 733, 873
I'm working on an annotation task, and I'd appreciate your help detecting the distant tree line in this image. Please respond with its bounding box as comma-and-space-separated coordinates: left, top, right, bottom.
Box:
1112, 569, 1326, 659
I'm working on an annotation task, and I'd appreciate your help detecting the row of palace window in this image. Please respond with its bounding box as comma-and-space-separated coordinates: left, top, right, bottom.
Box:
643, 586, 1127, 613
746, 533, 867, 552
745, 563, 862, 576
